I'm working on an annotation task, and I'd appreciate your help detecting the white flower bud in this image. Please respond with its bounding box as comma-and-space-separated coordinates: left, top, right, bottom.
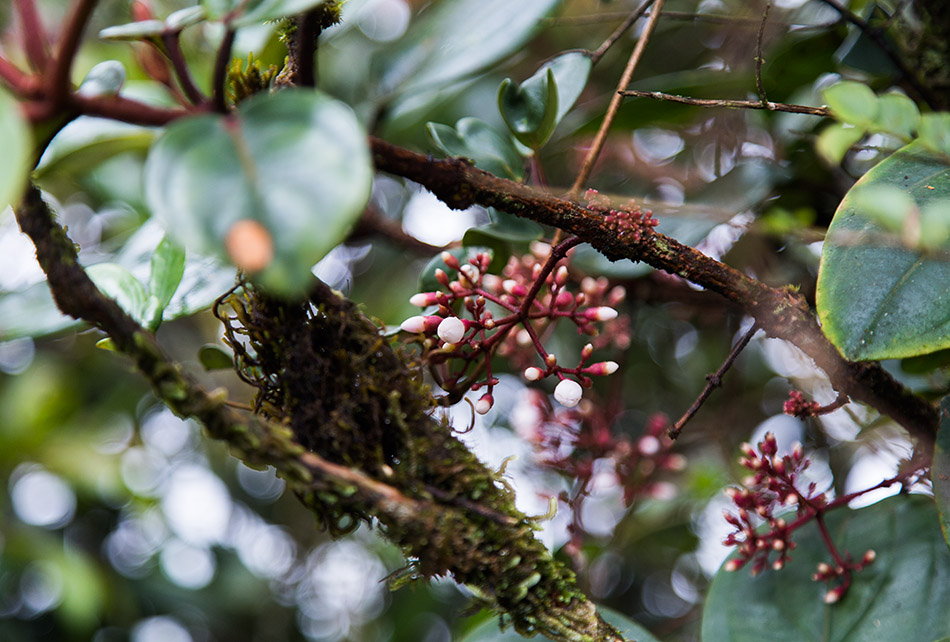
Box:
437, 316, 466, 344
524, 367, 544, 381
554, 379, 583, 407
400, 316, 426, 333
475, 394, 493, 415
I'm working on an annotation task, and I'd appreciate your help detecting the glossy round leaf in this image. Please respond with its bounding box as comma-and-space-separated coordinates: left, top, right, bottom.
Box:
149, 236, 186, 314
873, 92, 919, 140
0, 87, 32, 210
86, 263, 150, 326
817, 141, 950, 360
816, 122, 865, 166
822, 80, 879, 129
703, 496, 950, 642
426, 118, 524, 180
145, 89, 372, 296
543, 51, 592, 125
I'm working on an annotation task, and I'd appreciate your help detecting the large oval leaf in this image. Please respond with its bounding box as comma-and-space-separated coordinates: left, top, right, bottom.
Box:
817, 141, 950, 360
0, 87, 32, 210
935, 395, 950, 551
702, 496, 950, 642
144, 89, 372, 295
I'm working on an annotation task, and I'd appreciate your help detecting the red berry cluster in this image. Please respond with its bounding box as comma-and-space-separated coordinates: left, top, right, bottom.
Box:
401, 239, 624, 412
584, 189, 659, 242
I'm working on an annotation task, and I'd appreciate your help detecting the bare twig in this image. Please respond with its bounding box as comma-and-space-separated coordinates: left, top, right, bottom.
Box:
619, 89, 831, 116
669, 323, 759, 439
569, 0, 666, 199
212, 28, 236, 112
754, 1, 772, 105
0, 55, 39, 96
46, 0, 99, 110
546, 10, 817, 29
590, 0, 656, 65
163, 33, 207, 105
15, 0, 49, 70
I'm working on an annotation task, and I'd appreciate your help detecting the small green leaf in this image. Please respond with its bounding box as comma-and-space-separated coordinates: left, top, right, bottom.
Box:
919, 113, 950, 157
703, 496, 950, 642
198, 344, 234, 370
0, 87, 32, 210
822, 80, 879, 129
935, 396, 950, 551
872, 92, 919, 140
817, 141, 950, 360
148, 236, 186, 327
426, 118, 524, 180
849, 183, 917, 233
145, 89, 372, 296
76, 61, 126, 98
203, 0, 327, 27
498, 68, 559, 150
34, 116, 155, 181
165, 6, 206, 30
98, 20, 166, 42
86, 263, 150, 326
816, 122, 865, 165
543, 51, 593, 125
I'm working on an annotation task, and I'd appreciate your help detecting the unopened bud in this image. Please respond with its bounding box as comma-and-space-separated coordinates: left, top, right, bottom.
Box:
862, 549, 876, 565
555, 290, 574, 308
437, 316, 466, 344
435, 268, 450, 287
459, 264, 479, 286
503, 280, 528, 297
587, 361, 620, 376
545, 353, 557, 367
554, 265, 569, 286
772, 559, 784, 570
524, 367, 544, 381
584, 306, 618, 321
772, 539, 785, 551
475, 394, 493, 415
400, 315, 441, 334
581, 343, 594, 359
441, 251, 460, 270
724, 559, 742, 572
554, 379, 583, 407
409, 292, 440, 307
530, 241, 552, 259
824, 588, 842, 604
638, 435, 661, 455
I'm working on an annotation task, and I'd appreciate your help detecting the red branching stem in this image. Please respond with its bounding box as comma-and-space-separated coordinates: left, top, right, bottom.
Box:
69, 94, 193, 126
46, 0, 100, 110
0, 56, 39, 96
15, 0, 50, 70
163, 33, 208, 105
212, 28, 236, 112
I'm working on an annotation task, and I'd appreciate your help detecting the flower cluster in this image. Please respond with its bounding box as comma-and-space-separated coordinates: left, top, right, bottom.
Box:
584, 189, 659, 242
783, 390, 821, 418
516, 393, 685, 562
400, 240, 624, 413
722, 433, 875, 603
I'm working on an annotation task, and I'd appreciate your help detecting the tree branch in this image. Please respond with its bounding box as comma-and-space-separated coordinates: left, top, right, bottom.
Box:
46, 0, 99, 110
619, 89, 831, 116
369, 138, 937, 443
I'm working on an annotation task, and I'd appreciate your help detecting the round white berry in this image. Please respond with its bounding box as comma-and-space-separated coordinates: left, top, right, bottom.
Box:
437, 316, 465, 344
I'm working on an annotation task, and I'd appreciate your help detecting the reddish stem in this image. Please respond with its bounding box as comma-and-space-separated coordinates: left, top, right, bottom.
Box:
47, 0, 100, 110
163, 33, 208, 105
0, 55, 39, 96
212, 28, 236, 112
15, 0, 50, 70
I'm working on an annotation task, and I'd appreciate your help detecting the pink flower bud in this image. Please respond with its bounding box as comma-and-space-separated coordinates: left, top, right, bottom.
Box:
437, 316, 466, 344
524, 367, 544, 381
530, 241, 552, 259
409, 292, 440, 307
824, 587, 842, 604
583, 306, 618, 321
435, 268, 450, 287
441, 251, 460, 270
475, 394, 493, 415
545, 353, 557, 367
481, 274, 503, 292
863, 549, 876, 565
503, 280, 528, 297
459, 264, 479, 286
554, 379, 583, 407
638, 435, 661, 455
724, 559, 742, 572
555, 290, 574, 308
554, 265, 569, 286
586, 361, 619, 376
400, 315, 442, 334
581, 343, 594, 359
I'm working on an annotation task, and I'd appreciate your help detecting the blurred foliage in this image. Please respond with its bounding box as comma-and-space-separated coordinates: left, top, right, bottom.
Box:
1, 0, 947, 641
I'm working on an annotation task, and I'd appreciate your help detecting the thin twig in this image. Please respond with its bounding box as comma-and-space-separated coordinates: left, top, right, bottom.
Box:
590, 0, 656, 65
46, 0, 99, 110
569, 0, 666, 199
163, 33, 207, 105
0, 55, 39, 96
546, 10, 816, 29
814, 0, 939, 109
754, 0, 772, 105
619, 89, 831, 116
15, 0, 49, 70
669, 323, 758, 439
212, 28, 236, 112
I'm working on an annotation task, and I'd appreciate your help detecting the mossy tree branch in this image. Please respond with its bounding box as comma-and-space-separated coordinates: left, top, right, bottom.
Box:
14, 184, 625, 642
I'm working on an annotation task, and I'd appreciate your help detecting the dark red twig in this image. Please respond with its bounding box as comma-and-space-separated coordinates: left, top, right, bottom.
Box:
15, 0, 50, 70
46, 0, 100, 110
212, 28, 236, 112
163, 33, 207, 105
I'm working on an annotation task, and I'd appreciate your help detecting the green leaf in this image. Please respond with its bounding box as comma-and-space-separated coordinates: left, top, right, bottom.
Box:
498, 68, 559, 150
817, 141, 950, 360
198, 344, 234, 370
76, 61, 126, 98
165, 6, 207, 30
34, 116, 155, 181
542, 51, 593, 125
387, 0, 561, 95
86, 263, 151, 326
203, 0, 327, 27
0, 87, 32, 210
872, 92, 919, 140
935, 396, 950, 551
459, 607, 661, 642
426, 118, 524, 180
148, 236, 186, 325
98, 20, 166, 42
0, 282, 76, 340
145, 89, 371, 296
702, 496, 950, 642
822, 80, 879, 129
816, 122, 865, 166
418, 247, 491, 293
919, 113, 950, 157
848, 183, 917, 233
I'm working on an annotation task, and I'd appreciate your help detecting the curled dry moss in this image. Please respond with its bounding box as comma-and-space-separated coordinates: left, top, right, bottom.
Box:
215, 280, 624, 641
